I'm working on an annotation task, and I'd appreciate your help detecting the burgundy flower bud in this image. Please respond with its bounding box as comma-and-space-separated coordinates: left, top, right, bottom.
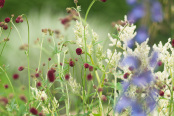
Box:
100, 0, 107, 2
30, 107, 38, 115
157, 61, 162, 66
47, 70, 55, 82
159, 90, 164, 96
101, 95, 107, 101
60, 63, 63, 66
15, 18, 20, 23
13, 74, 19, 80
87, 73, 93, 81
5, 17, 10, 23
48, 57, 51, 61
65, 74, 70, 80
104, 78, 107, 82
3, 25, 8, 30
38, 112, 44, 116
4, 84, 8, 89
20, 19, 23, 23
84, 63, 89, 68
61, 17, 70, 25
69, 61, 75, 67
0, 0, 5, 8
20, 95, 27, 102
18, 66, 24, 71
128, 66, 134, 71
93, 85, 97, 89
37, 82, 42, 87
43, 63, 46, 66
35, 73, 40, 78
0, 97, 8, 106
98, 88, 103, 92
172, 39, 174, 47
89, 65, 93, 71
123, 73, 129, 79
76, 48, 82, 55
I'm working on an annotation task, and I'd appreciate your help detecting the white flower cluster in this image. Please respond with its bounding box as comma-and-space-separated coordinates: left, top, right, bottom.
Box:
105, 49, 121, 69
73, 21, 89, 48
109, 15, 136, 47
31, 87, 47, 102
69, 76, 81, 95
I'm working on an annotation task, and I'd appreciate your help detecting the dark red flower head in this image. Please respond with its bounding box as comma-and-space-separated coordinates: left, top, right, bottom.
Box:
47, 70, 55, 82
100, 0, 107, 2
159, 90, 164, 96
87, 73, 93, 81
0, 0, 5, 8
20, 95, 27, 102
18, 66, 24, 71
89, 65, 93, 71
30, 107, 38, 115
76, 48, 82, 55
5, 17, 10, 23
84, 63, 89, 68
65, 74, 70, 80
172, 39, 174, 47
157, 61, 162, 66
123, 73, 129, 79
37, 82, 42, 87
38, 112, 44, 116
69, 61, 75, 67
35, 73, 40, 78
98, 87, 103, 92
4, 84, 8, 89
0, 97, 8, 105
13, 74, 19, 80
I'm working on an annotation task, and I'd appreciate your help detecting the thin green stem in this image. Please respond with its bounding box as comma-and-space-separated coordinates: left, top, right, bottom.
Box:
23, 15, 31, 100
85, 0, 96, 22
0, 67, 19, 106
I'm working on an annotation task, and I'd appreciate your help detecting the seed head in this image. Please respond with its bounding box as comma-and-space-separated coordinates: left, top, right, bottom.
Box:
123, 73, 129, 79
38, 112, 44, 116
4, 17, 10, 23
159, 90, 164, 96
13, 74, 19, 80
2, 25, 8, 30
98, 88, 103, 92
37, 82, 42, 87
20, 95, 27, 103
30, 107, 38, 115
18, 66, 24, 71
4, 84, 8, 89
47, 70, 55, 82
89, 66, 93, 71
84, 63, 89, 68
69, 61, 75, 67
87, 73, 93, 81
76, 48, 82, 55
35, 73, 40, 78
48, 57, 51, 61
65, 74, 70, 80
101, 95, 107, 101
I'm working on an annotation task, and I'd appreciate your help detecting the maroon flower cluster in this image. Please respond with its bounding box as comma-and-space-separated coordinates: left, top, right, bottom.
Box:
172, 39, 174, 47
0, 0, 5, 8
15, 16, 23, 23
47, 70, 55, 82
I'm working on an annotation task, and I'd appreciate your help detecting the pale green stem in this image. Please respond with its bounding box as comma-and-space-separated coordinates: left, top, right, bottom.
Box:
0, 67, 19, 106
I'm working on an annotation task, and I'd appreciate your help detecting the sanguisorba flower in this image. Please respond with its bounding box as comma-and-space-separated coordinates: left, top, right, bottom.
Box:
0, 0, 5, 8
30, 107, 38, 115
172, 39, 174, 47
76, 48, 82, 55
47, 70, 55, 82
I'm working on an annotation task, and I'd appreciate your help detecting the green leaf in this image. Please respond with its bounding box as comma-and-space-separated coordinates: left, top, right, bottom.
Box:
59, 95, 66, 102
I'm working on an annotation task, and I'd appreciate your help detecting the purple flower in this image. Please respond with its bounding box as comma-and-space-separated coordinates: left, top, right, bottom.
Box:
134, 27, 148, 44
126, 0, 137, 5
151, 1, 163, 22
132, 70, 154, 87
149, 51, 159, 67
131, 102, 146, 116
128, 4, 145, 23
121, 56, 141, 70
115, 96, 133, 113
